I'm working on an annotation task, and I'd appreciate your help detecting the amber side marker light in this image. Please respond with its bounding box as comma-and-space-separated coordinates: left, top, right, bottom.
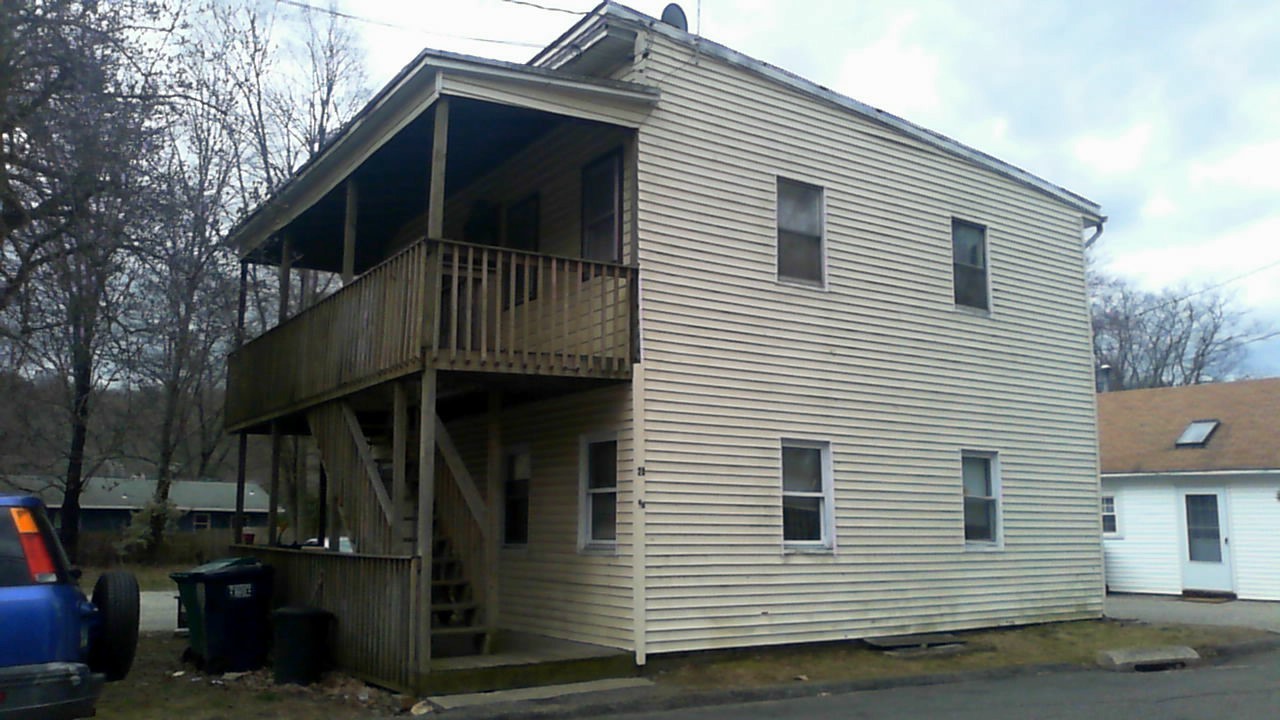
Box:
9, 507, 58, 583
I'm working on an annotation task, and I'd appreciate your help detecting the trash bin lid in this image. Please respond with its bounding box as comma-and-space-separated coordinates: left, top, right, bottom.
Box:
272, 606, 334, 620
170, 556, 260, 580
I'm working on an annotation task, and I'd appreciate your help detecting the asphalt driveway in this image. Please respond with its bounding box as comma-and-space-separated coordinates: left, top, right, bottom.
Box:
1106, 593, 1280, 633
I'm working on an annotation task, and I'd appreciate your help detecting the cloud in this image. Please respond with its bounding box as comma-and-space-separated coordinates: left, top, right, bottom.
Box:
1071, 122, 1155, 176
834, 12, 941, 119
1190, 140, 1280, 192
1140, 193, 1176, 221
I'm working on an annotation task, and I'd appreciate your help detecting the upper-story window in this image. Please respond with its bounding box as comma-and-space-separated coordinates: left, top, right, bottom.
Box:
952, 219, 989, 310
582, 151, 622, 263
776, 178, 825, 285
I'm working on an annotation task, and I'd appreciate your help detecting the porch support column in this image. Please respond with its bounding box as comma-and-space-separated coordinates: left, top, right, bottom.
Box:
233, 261, 248, 543
426, 99, 450, 239
317, 466, 328, 548
292, 437, 304, 542
484, 391, 502, 652
278, 233, 292, 324
416, 369, 438, 671
393, 381, 408, 550
342, 180, 358, 284
268, 422, 282, 545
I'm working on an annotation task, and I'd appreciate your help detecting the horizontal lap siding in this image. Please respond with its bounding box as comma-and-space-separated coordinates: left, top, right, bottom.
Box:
1102, 480, 1180, 594
1227, 480, 1280, 601
446, 385, 635, 649
630, 35, 1102, 654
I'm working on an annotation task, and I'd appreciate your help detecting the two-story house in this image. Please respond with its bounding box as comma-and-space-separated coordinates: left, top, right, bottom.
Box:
225, 2, 1105, 692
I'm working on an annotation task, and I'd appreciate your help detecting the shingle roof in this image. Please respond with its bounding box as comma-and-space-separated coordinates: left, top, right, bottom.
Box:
0, 476, 273, 512
1097, 378, 1280, 474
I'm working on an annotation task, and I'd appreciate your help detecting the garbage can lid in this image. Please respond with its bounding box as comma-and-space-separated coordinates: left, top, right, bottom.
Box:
170, 556, 260, 581
273, 606, 334, 619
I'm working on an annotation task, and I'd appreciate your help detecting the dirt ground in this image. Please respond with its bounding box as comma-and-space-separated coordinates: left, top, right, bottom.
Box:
95, 633, 412, 720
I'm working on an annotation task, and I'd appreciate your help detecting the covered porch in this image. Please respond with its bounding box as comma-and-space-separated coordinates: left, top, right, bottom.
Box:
223, 50, 651, 691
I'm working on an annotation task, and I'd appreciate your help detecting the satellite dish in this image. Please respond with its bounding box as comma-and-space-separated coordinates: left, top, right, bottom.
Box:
661, 3, 689, 32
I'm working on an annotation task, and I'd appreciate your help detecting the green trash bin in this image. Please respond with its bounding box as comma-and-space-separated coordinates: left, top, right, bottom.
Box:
171, 557, 274, 672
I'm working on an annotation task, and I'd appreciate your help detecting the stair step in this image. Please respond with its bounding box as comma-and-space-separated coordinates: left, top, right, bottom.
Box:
432, 601, 477, 612
431, 626, 488, 636
432, 577, 470, 587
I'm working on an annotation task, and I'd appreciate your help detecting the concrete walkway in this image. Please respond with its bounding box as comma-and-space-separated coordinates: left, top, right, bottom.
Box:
140, 590, 178, 633
1106, 593, 1280, 633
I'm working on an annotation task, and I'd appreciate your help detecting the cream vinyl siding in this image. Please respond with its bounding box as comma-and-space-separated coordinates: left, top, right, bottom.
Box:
628, 34, 1102, 653
446, 385, 635, 649
1101, 479, 1182, 595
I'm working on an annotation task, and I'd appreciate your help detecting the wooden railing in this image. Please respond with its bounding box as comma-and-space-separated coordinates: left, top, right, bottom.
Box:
238, 546, 420, 691
226, 239, 636, 431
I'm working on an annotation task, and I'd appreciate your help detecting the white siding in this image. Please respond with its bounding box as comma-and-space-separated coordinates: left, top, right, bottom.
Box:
1101, 479, 1181, 595
446, 385, 635, 649
629, 34, 1103, 654
1227, 479, 1280, 601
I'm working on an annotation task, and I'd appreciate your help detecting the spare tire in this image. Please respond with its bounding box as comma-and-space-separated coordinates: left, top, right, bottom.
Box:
88, 571, 140, 681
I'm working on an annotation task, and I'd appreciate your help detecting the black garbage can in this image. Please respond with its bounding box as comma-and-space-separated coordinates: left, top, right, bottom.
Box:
171, 557, 274, 672
272, 606, 334, 685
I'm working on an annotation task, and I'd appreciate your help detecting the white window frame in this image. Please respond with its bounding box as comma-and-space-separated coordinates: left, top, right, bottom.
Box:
961, 450, 1002, 549
780, 439, 836, 552
1101, 494, 1121, 538
502, 444, 532, 548
775, 177, 827, 289
192, 512, 211, 531
578, 431, 619, 552
951, 218, 991, 312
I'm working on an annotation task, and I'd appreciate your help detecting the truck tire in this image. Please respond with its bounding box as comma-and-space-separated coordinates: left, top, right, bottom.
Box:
89, 571, 140, 681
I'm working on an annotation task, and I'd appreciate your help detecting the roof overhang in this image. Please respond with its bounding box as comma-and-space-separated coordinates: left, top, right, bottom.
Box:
229, 49, 657, 260
537, 3, 1101, 220
1103, 469, 1280, 479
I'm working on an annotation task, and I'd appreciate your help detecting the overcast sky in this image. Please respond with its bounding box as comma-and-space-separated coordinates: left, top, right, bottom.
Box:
324, 0, 1280, 376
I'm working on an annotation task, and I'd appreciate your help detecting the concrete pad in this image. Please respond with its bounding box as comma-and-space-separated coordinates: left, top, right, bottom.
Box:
1096, 645, 1201, 672
865, 633, 961, 649
1106, 594, 1280, 633
428, 677, 654, 710
140, 591, 179, 633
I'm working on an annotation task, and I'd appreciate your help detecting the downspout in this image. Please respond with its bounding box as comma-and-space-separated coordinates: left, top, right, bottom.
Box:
1083, 216, 1107, 250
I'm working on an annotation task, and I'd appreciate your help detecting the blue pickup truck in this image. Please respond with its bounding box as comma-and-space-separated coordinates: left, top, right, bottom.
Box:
0, 495, 139, 719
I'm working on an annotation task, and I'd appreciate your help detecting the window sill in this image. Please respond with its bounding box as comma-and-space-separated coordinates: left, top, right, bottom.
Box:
776, 276, 828, 292
783, 544, 834, 556
501, 544, 529, 554
1103, 533, 1123, 541
964, 541, 1003, 552
579, 543, 618, 556
953, 304, 992, 318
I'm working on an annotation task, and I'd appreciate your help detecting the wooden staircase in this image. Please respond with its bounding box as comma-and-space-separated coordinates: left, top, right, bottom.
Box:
310, 399, 492, 657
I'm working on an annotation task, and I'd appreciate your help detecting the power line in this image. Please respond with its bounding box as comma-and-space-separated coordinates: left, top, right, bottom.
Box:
274, 0, 545, 49
498, 0, 590, 15
1130, 255, 1280, 318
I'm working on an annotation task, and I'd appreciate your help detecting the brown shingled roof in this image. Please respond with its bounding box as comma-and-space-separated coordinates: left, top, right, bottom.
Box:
1098, 378, 1280, 474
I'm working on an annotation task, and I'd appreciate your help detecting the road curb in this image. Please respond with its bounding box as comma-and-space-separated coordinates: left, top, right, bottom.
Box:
436, 635, 1280, 719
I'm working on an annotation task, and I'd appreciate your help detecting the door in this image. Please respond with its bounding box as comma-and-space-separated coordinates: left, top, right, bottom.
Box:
1180, 490, 1233, 593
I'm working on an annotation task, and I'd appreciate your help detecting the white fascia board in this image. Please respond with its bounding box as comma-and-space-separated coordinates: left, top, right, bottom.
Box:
1104, 469, 1280, 480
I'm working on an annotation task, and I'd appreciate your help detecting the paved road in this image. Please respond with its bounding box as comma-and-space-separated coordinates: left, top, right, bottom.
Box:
140, 591, 177, 633
1106, 594, 1280, 632
612, 651, 1280, 720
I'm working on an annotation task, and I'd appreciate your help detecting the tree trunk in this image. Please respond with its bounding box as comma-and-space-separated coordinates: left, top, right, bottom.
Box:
59, 339, 93, 563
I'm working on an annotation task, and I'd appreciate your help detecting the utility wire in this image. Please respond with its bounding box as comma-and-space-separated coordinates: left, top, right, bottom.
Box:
498, 0, 590, 15
274, 0, 545, 48
1130, 255, 1280, 318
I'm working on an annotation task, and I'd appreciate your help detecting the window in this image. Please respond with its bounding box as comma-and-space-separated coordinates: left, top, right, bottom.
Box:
776, 179, 824, 284
580, 434, 618, 549
582, 152, 622, 263
503, 449, 531, 546
504, 194, 540, 306
952, 219, 989, 310
192, 513, 211, 531
1176, 419, 1220, 447
781, 440, 834, 548
1101, 495, 1118, 535
962, 452, 999, 544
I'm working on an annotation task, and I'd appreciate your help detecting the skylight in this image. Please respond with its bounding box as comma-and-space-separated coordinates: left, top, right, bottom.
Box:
1176, 420, 1220, 447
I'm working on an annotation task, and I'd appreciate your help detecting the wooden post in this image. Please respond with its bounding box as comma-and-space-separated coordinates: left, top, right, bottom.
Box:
292, 436, 304, 542
233, 262, 248, 543
269, 422, 282, 545
279, 234, 293, 324
343, 180, 358, 284
484, 391, 502, 652
317, 466, 328, 548
416, 369, 438, 672
393, 381, 408, 550
427, 99, 450, 239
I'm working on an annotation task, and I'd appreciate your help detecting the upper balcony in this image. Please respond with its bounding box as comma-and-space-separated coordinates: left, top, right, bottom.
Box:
226, 238, 635, 432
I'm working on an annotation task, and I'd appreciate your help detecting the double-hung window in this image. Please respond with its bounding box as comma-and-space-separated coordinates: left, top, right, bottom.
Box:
781, 440, 834, 549
580, 433, 618, 550
582, 152, 622, 263
962, 452, 1000, 545
952, 219, 989, 310
503, 448, 531, 546
776, 179, 825, 285
1101, 495, 1118, 536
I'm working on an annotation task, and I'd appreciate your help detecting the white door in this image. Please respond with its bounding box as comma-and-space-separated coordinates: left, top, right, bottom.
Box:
1180, 490, 1233, 593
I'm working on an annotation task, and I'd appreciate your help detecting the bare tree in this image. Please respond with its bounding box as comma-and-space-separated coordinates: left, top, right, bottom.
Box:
1091, 271, 1271, 391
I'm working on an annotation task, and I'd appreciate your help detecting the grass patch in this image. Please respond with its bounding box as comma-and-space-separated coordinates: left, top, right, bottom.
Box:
80, 564, 189, 593
649, 620, 1270, 689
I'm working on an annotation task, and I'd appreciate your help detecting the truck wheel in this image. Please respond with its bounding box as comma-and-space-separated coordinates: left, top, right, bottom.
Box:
89, 571, 140, 681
